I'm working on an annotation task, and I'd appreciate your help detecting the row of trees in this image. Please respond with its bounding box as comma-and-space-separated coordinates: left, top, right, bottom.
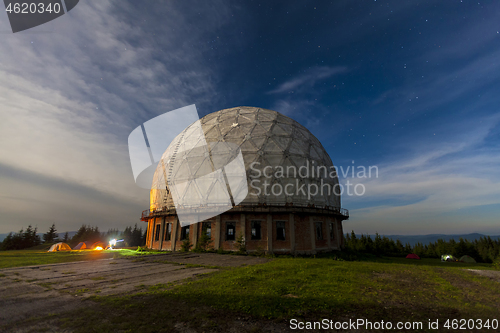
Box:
0, 224, 146, 250
0, 225, 42, 250
344, 231, 500, 263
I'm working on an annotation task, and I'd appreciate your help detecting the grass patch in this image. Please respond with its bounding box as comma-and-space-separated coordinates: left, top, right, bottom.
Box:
90, 276, 105, 281
131, 258, 146, 262
148, 283, 168, 291
185, 263, 220, 269
50, 257, 499, 332
153, 260, 221, 270
0, 250, 113, 269
74, 288, 89, 296
38, 282, 55, 289
0, 248, 162, 269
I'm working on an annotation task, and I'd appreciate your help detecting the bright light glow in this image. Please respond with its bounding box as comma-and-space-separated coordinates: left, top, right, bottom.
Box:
95, 246, 103, 251
110, 239, 117, 246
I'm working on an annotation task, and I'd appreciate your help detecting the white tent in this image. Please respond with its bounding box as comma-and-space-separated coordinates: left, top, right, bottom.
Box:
73, 242, 88, 250
48, 242, 72, 252
441, 254, 458, 262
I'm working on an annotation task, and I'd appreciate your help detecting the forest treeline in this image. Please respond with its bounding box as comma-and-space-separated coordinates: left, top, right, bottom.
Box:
344, 231, 500, 263
0, 223, 146, 250
2, 225, 499, 263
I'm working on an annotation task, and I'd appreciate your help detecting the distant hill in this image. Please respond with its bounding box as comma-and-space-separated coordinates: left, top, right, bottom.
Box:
380, 233, 500, 246
0, 231, 77, 242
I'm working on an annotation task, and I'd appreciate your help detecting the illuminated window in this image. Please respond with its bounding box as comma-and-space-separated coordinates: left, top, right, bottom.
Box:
154, 224, 160, 241
164, 223, 172, 241
202, 222, 211, 238
226, 222, 235, 241
180, 226, 190, 240
251, 220, 261, 240
315, 222, 323, 240
276, 221, 286, 240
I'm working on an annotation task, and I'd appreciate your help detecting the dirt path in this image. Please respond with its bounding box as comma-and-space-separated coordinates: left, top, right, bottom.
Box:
0, 253, 269, 331
468, 268, 500, 282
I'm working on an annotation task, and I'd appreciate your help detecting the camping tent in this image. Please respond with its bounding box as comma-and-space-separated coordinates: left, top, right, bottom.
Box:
73, 242, 88, 250
441, 254, 458, 262
48, 242, 72, 252
89, 241, 105, 250
406, 253, 420, 259
459, 255, 476, 263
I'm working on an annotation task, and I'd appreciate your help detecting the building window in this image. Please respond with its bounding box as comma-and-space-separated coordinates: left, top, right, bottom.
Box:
329, 222, 335, 241
164, 223, 172, 241
226, 222, 236, 241
251, 220, 261, 240
154, 224, 161, 241
202, 222, 211, 238
276, 221, 286, 240
180, 226, 190, 240
315, 222, 323, 240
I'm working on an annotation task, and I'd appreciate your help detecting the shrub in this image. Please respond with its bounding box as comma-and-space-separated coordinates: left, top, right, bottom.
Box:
180, 239, 192, 252
136, 246, 147, 252
194, 230, 212, 252
235, 233, 246, 254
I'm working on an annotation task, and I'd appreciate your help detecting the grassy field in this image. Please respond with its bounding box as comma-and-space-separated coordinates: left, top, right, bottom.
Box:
49, 256, 499, 332
2, 250, 498, 332
0, 248, 159, 269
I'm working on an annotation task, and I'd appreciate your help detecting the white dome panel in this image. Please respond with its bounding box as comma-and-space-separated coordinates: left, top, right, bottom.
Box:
150, 106, 341, 211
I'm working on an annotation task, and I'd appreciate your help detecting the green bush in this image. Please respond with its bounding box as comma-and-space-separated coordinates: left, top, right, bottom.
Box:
136, 246, 147, 252
193, 230, 212, 252
180, 239, 192, 252
235, 234, 246, 254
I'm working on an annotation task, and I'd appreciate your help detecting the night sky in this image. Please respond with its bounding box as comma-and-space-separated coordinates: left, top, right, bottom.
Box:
1, 0, 499, 235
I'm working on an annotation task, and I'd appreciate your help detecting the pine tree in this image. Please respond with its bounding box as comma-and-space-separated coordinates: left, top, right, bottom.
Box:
22, 225, 40, 248
71, 225, 103, 246
43, 224, 58, 243
131, 224, 143, 247
123, 226, 132, 246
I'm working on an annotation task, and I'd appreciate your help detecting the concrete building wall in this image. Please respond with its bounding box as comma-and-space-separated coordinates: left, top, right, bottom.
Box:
243, 213, 268, 252
145, 211, 345, 254
293, 214, 311, 253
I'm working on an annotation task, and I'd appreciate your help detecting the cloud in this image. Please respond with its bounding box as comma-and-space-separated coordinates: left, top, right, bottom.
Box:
0, 162, 145, 232
268, 66, 347, 94
269, 97, 355, 149
0, 1, 232, 233
271, 99, 316, 118
342, 116, 500, 235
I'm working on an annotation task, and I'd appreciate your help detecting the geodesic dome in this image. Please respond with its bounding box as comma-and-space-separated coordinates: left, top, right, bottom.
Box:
150, 106, 341, 213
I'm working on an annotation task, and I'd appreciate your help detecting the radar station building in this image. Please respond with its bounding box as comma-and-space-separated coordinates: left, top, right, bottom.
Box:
141, 107, 349, 254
